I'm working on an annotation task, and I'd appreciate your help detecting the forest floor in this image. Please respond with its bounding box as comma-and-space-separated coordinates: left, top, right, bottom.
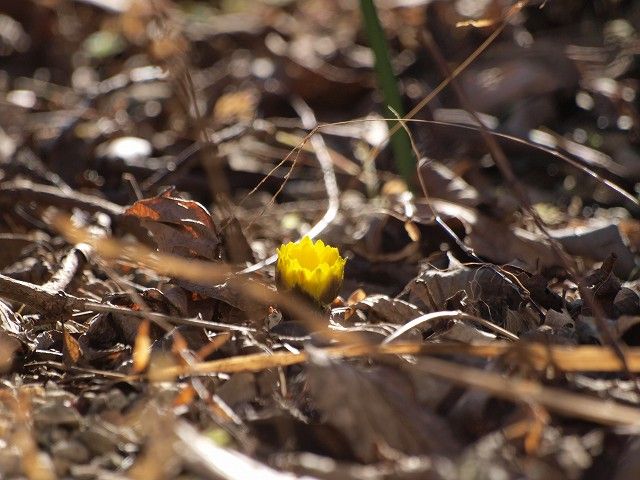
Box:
1, 1, 640, 479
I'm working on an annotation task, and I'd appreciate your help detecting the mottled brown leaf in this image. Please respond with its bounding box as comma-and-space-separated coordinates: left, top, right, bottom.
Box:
124, 189, 220, 262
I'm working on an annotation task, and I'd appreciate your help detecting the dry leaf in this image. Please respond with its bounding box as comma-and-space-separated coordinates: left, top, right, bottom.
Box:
408, 263, 522, 313
173, 385, 196, 407
62, 328, 83, 366
347, 288, 367, 305
124, 189, 221, 262
350, 294, 424, 324
306, 350, 458, 462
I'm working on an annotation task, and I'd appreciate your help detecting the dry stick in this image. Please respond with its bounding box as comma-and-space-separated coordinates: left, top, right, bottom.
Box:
411, 355, 640, 427
0, 180, 125, 218
382, 310, 519, 343
82, 302, 255, 333
41, 244, 92, 292
151, 341, 640, 376
32, 339, 640, 375
12, 146, 72, 193
149, 341, 640, 426
239, 132, 306, 235
0, 273, 84, 318
421, 29, 638, 388
0, 260, 253, 332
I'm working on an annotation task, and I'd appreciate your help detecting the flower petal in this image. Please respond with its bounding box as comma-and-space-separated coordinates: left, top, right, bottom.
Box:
275, 236, 346, 303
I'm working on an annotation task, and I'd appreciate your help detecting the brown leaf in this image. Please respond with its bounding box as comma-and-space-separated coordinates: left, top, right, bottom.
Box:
173, 385, 196, 407
124, 189, 221, 262
417, 159, 480, 207
346, 288, 366, 305
350, 294, 424, 325
425, 199, 561, 272
306, 352, 458, 462
408, 263, 522, 314
217, 196, 255, 265
62, 328, 83, 366
0, 333, 21, 373
615, 287, 640, 317
552, 222, 636, 279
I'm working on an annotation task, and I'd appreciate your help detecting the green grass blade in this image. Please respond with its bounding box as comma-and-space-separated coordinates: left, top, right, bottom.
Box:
359, 0, 415, 187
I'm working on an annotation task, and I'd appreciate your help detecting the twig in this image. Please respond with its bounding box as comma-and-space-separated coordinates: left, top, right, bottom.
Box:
149, 341, 640, 426
148, 341, 640, 376
382, 310, 519, 343
0, 270, 254, 332
41, 244, 92, 292
0, 273, 84, 318
0, 180, 125, 218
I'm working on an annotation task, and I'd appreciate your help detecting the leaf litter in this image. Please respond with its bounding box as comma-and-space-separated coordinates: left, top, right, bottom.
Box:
1, 1, 640, 479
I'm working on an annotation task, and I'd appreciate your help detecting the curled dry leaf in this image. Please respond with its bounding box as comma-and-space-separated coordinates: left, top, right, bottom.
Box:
62, 328, 83, 366
124, 189, 221, 262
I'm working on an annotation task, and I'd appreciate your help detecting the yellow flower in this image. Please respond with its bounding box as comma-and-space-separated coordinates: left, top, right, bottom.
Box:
276, 236, 346, 304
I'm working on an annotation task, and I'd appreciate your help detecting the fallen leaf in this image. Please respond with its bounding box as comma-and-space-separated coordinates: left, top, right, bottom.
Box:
306, 350, 458, 462
408, 263, 523, 316
62, 328, 83, 366
125, 188, 221, 262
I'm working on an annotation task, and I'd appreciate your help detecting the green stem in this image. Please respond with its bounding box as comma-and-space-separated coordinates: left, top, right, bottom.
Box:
359, 0, 415, 187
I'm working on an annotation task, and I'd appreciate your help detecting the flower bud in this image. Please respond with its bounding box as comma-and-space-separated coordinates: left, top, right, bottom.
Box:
276, 236, 346, 304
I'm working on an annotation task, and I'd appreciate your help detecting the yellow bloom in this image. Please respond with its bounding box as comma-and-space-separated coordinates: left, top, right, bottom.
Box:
276, 236, 346, 304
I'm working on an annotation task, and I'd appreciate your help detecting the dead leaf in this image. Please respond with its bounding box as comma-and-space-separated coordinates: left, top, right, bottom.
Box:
306, 350, 458, 462
350, 294, 424, 325
408, 263, 523, 316
124, 189, 221, 262
213, 89, 258, 125
426, 199, 562, 272
0, 333, 21, 373
62, 328, 83, 366
217, 197, 255, 265
551, 221, 637, 279
196, 332, 231, 360
614, 288, 640, 316
418, 159, 480, 207
504, 306, 541, 336
173, 385, 196, 407
346, 288, 366, 305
